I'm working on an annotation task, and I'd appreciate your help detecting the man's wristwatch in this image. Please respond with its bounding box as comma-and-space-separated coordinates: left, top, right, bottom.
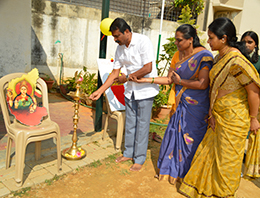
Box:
126, 74, 129, 81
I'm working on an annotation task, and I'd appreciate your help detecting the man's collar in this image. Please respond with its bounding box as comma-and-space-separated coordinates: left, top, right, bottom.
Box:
128, 32, 137, 47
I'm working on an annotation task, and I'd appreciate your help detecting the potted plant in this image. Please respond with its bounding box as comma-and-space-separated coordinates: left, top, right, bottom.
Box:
40, 73, 55, 92
64, 66, 97, 106
152, 80, 172, 118
153, 5, 200, 118
153, 29, 177, 118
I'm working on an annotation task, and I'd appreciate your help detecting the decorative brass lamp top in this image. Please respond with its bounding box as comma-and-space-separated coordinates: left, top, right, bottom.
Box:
67, 74, 85, 100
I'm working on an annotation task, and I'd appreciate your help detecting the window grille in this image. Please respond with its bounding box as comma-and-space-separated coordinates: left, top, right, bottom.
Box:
49, 0, 188, 22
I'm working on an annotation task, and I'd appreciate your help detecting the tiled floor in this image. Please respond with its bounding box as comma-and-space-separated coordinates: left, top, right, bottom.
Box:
0, 92, 120, 197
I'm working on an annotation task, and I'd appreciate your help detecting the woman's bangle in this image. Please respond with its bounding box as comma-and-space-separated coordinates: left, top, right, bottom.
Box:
250, 115, 257, 119
179, 78, 182, 85
208, 115, 212, 120
151, 77, 154, 84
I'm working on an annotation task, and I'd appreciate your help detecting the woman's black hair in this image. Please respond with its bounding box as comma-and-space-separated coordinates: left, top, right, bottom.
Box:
176, 24, 203, 48
208, 17, 249, 59
241, 31, 259, 64
109, 18, 131, 34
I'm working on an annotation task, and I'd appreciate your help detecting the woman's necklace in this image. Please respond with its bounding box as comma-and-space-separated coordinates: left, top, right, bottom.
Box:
218, 46, 231, 60
180, 49, 194, 61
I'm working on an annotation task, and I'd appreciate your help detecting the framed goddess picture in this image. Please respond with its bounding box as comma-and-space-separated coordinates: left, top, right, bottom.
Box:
6, 68, 48, 126
97, 58, 126, 112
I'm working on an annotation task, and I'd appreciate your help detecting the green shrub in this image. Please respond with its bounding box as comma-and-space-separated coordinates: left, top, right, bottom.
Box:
64, 66, 97, 96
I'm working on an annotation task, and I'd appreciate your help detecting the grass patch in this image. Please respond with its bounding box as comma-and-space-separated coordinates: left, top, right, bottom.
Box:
45, 174, 63, 186
11, 187, 31, 197
104, 154, 120, 169
120, 169, 130, 175
124, 160, 133, 166
149, 118, 168, 139
76, 165, 84, 172
88, 160, 102, 168
92, 141, 101, 147
106, 154, 117, 163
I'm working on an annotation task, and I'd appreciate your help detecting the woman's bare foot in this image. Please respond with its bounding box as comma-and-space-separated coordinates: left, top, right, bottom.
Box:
177, 177, 183, 183
129, 163, 142, 171
115, 156, 132, 163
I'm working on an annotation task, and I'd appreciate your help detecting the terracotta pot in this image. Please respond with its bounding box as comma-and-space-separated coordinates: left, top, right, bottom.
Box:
152, 105, 171, 119
59, 84, 68, 95
44, 80, 54, 91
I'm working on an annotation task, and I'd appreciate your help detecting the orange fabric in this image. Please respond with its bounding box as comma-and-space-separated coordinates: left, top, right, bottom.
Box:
170, 51, 180, 69
168, 51, 180, 110
195, 66, 209, 78
168, 51, 209, 111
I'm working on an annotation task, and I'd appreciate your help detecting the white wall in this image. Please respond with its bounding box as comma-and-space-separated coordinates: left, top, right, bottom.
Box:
31, 1, 184, 82
0, 0, 31, 77
238, 0, 260, 39
198, 0, 260, 40
0, 0, 209, 81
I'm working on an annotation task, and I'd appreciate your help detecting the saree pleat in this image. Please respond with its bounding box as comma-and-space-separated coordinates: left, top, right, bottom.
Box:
180, 88, 249, 198
179, 51, 260, 198
244, 120, 260, 178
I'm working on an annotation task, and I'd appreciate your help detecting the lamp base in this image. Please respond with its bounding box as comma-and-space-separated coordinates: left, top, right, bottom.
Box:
61, 147, 86, 160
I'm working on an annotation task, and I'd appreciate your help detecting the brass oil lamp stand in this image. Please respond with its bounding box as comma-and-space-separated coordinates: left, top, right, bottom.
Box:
62, 80, 86, 160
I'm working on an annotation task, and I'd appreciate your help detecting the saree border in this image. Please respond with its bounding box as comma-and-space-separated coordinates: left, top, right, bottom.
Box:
179, 181, 237, 198
209, 52, 260, 109
209, 55, 234, 109
169, 50, 213, 115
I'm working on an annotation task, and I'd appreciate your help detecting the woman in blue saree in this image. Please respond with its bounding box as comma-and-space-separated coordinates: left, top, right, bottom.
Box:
132, 24, 213, 184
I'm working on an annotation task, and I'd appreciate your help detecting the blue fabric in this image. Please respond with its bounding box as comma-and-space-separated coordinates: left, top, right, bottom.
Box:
157, 50, 213, 178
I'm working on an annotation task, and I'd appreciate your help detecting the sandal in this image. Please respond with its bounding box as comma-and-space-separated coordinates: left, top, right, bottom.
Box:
152, 132, 162, 143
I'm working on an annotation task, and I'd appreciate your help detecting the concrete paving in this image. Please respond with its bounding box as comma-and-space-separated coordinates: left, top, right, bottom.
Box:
0, 92, 120, 197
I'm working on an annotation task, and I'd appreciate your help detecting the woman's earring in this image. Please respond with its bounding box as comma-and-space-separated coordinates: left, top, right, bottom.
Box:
222, 38, 225, 43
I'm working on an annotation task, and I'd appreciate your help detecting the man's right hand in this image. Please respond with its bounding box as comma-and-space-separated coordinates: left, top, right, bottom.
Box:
89, 91, 102, 101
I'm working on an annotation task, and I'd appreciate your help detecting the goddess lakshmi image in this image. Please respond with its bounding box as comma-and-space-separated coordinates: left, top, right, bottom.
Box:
6, 69, 47, 126
8, 80, 37, 113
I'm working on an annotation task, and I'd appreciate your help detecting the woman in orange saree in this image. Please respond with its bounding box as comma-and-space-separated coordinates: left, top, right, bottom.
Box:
133, 24, 213, 185
179, 17, 260, 198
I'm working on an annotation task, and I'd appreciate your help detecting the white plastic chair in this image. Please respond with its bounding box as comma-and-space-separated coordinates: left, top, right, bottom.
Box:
103, 93, 125, 151
0, 73, 62, 186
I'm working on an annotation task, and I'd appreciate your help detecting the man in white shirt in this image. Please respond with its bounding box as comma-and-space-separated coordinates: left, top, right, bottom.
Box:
90, 18, 159, 171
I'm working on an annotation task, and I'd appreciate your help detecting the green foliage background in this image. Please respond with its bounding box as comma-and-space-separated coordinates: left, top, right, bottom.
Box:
153, 4, 204, 110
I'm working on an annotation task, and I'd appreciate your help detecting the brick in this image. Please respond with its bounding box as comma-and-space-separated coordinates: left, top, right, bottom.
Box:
2, 178, 22, 192
93, 149, 112, 160
0, 166, 15, 181
45, 163, 72, 176
30, 172, 54, 185
27, 169, 50, 179
0, 185, 11, 197
63, 159, 88, 170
